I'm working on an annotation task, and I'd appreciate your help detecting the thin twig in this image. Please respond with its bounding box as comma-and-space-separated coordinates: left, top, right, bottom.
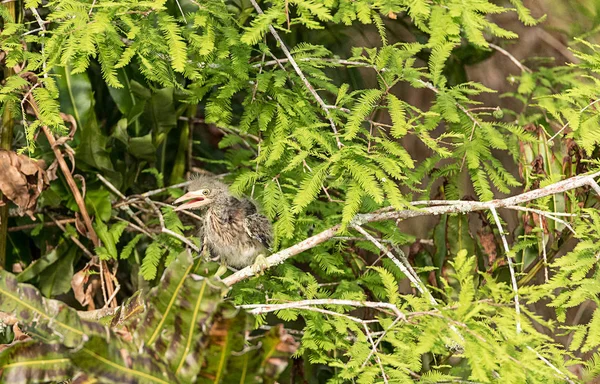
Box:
113, 216, 155, 238
8, 218, 76, 232
549, 98, 600, 141
506, 205, 576, 235
489, 206, 521, 334
241, 299, 405, 319
248, 0, 343, 149
535, 28, 580, 64
143, 197, 200, 253
526, 346, 576, 384
97, 174, 155, 238
488, 43, 531, 73
98, 257, 109, 307
103, 283, 120, 310
29, 7, 47, 77
540, 217, 549, 283
353, 224, 431, 301
48, 215, 94, 258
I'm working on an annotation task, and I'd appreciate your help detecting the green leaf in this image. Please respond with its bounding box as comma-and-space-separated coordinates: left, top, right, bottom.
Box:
292, 161, 330, 213
0, 271, 104, 348
71, 336, 176, 384
139, 251, 228, 382
583, 309, 600, 352
387, 94, 408, 138
54, 65, 93, 129
0, 342, 73, 384
344, 89, 384, 140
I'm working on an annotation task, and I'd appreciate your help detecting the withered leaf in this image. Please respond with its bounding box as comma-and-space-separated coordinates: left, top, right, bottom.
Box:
0, 149, 49, 219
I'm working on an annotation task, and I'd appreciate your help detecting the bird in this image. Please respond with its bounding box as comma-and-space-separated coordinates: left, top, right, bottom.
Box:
173, 174, 273, 275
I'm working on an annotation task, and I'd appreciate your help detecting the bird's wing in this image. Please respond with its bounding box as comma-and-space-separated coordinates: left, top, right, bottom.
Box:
243, 213, 273, 250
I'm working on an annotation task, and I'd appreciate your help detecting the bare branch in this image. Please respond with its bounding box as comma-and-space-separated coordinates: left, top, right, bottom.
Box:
241, 299, 405, 319
352, 224, 432, 302
488, 43, 531, 73
489, 206, 521, 334
48, 215, 94, 259
248, 0, 343, 149
223, 171, 600, 286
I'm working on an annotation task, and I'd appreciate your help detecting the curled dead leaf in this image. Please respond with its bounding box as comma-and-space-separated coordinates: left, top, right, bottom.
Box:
0, 149, 49, 220
71, 264, 99, 309
75, 213, 89, 238
264, 324, 300, 378
477, 227, 498, 267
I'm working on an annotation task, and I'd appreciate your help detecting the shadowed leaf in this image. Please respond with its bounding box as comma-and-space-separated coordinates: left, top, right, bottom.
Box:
138, 251, 228, 382
0, 270, 105, 348
71, 336, 177, 384
0, 341, 72, 384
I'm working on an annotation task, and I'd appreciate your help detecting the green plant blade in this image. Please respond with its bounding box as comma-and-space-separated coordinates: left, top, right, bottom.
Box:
0, 341, 73, 384
0, 271, 104, 348
71, 336, 178, 384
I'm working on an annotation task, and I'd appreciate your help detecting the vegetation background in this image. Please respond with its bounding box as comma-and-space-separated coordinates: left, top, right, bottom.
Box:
1, 0, 600, 382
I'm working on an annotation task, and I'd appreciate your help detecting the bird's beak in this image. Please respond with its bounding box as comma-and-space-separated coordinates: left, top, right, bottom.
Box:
173, 190, 211, 211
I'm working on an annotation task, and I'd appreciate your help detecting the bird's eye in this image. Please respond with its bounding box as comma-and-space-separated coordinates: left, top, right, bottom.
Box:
202, 189, 210, 196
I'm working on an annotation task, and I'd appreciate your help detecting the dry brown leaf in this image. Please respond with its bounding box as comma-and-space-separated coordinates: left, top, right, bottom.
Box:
71, 267, 90, 306
45, 159, 59, 181
0, 149, 49, 220
12, 323, 31, 342
75, 212, 88, 238
71, 264, 99, 309
477, 229, 498, 266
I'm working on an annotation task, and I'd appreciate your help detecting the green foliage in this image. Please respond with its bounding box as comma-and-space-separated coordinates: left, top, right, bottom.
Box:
1, 0, 599, 382
0, 252, 296, 383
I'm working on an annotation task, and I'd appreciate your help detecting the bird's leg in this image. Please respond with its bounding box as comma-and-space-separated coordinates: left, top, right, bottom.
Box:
251, 254, 269, 276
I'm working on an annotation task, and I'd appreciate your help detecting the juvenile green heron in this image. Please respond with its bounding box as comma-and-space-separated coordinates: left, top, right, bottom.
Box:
174, 175, 273, 274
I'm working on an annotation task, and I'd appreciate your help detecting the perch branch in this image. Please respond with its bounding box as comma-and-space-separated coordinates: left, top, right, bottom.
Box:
241, 299, 405, 319
223, 171, 600, 286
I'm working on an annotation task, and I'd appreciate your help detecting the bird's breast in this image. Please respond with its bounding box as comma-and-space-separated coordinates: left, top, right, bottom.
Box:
204, 209, 264, 268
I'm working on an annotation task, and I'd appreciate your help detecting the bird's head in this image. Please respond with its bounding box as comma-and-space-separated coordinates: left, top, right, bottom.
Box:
174, 175, 229, 211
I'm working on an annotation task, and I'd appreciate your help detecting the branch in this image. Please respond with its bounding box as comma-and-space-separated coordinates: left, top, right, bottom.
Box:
143, 197, 201, 253
248, 0, 343, 149
488, 43, 531, 73
490, 206, 521, 334
27, 95, 98, 246
241, 299, 405, 320
352, 224, 432, 301
223, 171, 600, 286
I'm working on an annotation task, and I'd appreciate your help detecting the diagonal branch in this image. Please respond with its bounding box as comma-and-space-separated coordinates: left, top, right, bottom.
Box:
248, 0, 343, 149
223, 171, 600, 286
27, 95, 98, 246
489, 206, 522, 334
26, 93, 119, 307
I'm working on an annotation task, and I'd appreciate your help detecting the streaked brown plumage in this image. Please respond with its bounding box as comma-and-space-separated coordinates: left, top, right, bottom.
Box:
174, 175, 273, 269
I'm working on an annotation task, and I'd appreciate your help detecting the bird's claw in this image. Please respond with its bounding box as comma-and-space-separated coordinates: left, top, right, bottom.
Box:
251, 254, 269, 276
215, 262, 228, 278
